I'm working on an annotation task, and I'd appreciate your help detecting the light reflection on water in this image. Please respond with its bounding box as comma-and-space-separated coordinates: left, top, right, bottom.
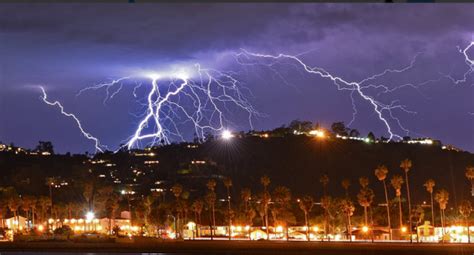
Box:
0, 253, 182, 255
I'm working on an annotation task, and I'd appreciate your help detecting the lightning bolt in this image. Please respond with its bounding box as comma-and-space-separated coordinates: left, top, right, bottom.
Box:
39, 86, 105, 152
235, 49, 435, 140
445, 41, 474, 85
40, 64, 258, 152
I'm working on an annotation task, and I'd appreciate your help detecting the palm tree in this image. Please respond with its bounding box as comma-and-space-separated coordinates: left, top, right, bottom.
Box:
391, 174, 404, 229
357, 184, 374, 226
400, 159, 413, 237
435, 189, 449, 235
465, 166, 474, 196
82, 181, 94, 212
45, 177, 56, 206
260, 175, 271, 239
298, 195, 314, 241
320, 174, 330, 236
375, 165, 392, 239
319, 174, 329, 196
105, 193, 120, 234
21, 195, 35, 230
223, 177, 233, 240
241, 188, 251, 212
272, 186, 291, 224
341, 179, 351, 197
459, 200, 472, 243
423, 179, 436, 226
206, 179, 217, 239
340, 198, 355, 241
7, 195, 21, 232
191, 199, 203, 225
172, 183, 183, 237
38, 196, 51, 224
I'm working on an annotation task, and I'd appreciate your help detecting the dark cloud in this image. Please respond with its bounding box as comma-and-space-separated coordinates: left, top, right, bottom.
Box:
0, 3, 473, 153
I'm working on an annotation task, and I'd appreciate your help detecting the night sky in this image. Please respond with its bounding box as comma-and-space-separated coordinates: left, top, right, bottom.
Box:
0, 3, 473, 153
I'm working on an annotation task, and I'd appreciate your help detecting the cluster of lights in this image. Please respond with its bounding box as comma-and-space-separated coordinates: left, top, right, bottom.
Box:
308, 129, 325, 138
191, 160, 206, 164
405, 139, 433, 145
336, 134, 371, 143
121, 190, 136, 195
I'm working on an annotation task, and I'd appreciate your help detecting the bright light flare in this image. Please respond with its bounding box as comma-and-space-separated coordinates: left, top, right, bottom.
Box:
221, 130, 234, 140
362, 226, 369, 233
85, 211, 95, 221
309, 129, 325, 138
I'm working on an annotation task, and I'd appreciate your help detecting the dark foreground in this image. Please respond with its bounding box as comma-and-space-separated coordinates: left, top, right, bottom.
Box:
1, 241, 474, 255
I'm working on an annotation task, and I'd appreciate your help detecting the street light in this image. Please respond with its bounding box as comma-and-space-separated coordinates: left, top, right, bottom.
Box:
85, 211, 95, 221
221, 130, 234, 140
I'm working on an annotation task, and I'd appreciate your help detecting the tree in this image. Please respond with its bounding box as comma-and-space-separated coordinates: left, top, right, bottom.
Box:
423, 179, 436, 226
319, 174, 329, 196
375, 165, 391, 238
349, 129, 360, 137
223, 177, 233, 240
331, 122, 348, 136
35, 141, 54, 154
465, 166, 474, 196
320, 174, 330, 236
7, 195, 21, 232
459, 200, 472, 243
341, 179, 351, 197
271, 186, 291, 225
391, 174, 404, 229
21, 195, 36, 230
105, 192, 120, 234
82, 181, 95, 212
357, 185, 374, 226
367, 132, 376, 142
339, 198, 355, 240
45, 177, 57, 210
400, 159, 413, 238
298, 196, 314, 241
191, 199, 203, 225
37, 196, 51, 223
435, 189, 449, 234
260, 175, 271, 240
172, 183, 183, 237
241, 188, 251, 212
288, 119, 313, 133
206, 179, 217, 239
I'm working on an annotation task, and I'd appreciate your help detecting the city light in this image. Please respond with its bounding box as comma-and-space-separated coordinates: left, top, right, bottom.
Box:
362, 226, 369, 233
401, 226, 407, 233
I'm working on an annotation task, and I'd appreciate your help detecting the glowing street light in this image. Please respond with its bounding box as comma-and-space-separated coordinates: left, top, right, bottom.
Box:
362, 226, 369, 233
309, 129, 325, 138
221, 130, 234, 140
85, 211, 95, 221
401, 226, 407, 233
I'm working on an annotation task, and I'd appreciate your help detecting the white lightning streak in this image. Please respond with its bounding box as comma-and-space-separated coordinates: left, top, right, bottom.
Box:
235, 49, 433, 140
40, 86, 105, 152
40, 64, 258, 152
446, 41, 474, 85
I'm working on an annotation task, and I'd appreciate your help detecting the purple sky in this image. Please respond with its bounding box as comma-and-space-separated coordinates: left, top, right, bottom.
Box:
0, 3, 473, 153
